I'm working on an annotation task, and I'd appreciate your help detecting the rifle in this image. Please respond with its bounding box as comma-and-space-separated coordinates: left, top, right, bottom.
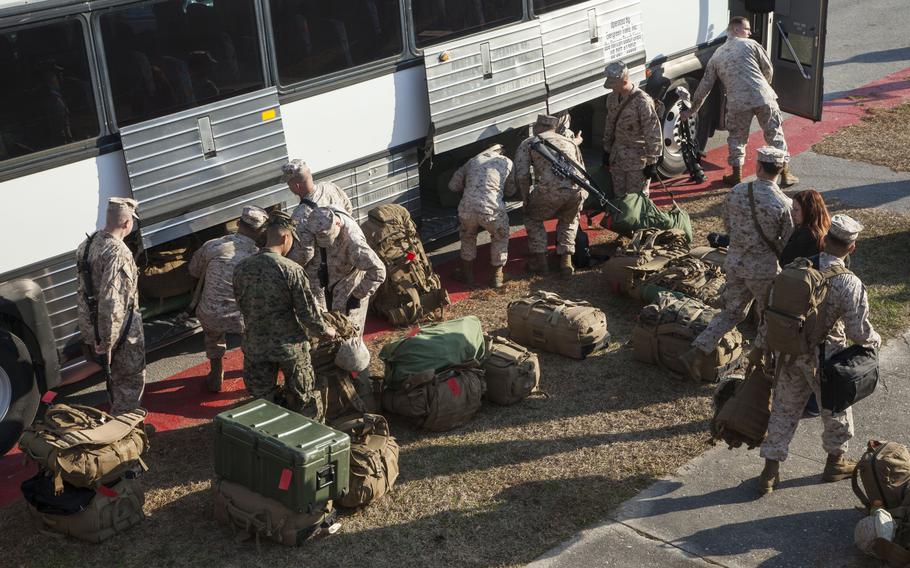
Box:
528, 136, 622, 215
674, 87, 707, 183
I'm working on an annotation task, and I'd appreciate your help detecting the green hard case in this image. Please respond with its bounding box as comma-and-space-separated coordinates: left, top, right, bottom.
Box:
214, 399, 350, 513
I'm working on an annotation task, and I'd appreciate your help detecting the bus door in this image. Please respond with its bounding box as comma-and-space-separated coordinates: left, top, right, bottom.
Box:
770, 0, 828, 121
539, 0, 647, 114
421, 20, 548, 155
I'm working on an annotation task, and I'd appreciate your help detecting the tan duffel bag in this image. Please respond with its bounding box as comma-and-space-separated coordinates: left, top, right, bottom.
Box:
631, 292, 742, 383
507, 291, 609, 360
482, 335, 541, 405
332, 414, 400, 509
710, 362, 773, 449
382, 366, 485, 432
27, 476, 145, 543
604, 229, 689, 296
213, 479, 338, 547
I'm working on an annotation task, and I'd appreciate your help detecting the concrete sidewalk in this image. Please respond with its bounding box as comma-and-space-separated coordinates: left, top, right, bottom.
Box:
529, 332, 910, 568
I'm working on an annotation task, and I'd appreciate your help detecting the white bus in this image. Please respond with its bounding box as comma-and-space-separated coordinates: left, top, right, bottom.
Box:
0, 0, 828, 452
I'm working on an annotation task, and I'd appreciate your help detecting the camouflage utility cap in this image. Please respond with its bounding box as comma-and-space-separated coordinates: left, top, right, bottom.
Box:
308, 207, 336, 236
281, 159, 309, 182
109, 197, 139, 219
828, 214, 864, 243
756, 146, 789, 165
268, 210, 298, 239
535, 114, 559, 128
604, 60, 628, 79
241, 206, 268, 229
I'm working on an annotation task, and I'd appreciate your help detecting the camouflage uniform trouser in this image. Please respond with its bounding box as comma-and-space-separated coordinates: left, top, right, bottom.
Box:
198, 313, 242, 360
242, 343, 324, 422
524, 186, 586, 255
726, 102, 787, 167
459, 210, 510, 266
611, 168, 651, 198
692, 273, 772, 353
760, 352, 854, 461
109, 312, 146, 415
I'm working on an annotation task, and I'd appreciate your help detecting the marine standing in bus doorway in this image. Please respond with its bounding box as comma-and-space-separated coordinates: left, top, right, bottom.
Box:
75, 198, 146, 415
678, 147, 793, 378
514, 114, 588, 276
233, 211, 335, 421
283, 159, 354, 310
602, 61, 663, 198
757, 215, 880, 495
188, 206, 268, 393
448, 144, 516, 289
680, 16, 798, 188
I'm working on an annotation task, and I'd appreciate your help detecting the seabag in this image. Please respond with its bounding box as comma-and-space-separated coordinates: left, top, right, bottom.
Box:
482, 335, 541, 406
637, 256, 726, 308
599, 193, 693, 242
382, 366, 485, 432
361, 204, 450, 326
604, 228, 689, 296
710, 362, 773, 449
332, 414, 400, 509
507, 291, 609, 360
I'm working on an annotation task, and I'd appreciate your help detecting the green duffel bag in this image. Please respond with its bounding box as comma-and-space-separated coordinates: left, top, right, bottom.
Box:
381, 366, 486, 431
600, 193, 693, 243
379, 316, 486, 391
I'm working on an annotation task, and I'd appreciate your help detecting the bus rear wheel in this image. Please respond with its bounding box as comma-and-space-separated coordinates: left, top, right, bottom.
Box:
658, 77, 701, 178
0, 330, 39, 455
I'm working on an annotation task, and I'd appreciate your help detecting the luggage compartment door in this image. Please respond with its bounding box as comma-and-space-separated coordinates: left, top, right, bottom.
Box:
423, 21, 547, 155
770, 0, 829, 121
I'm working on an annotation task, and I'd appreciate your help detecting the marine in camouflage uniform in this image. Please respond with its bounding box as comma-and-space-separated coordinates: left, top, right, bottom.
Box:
685, 17, 796, 187
75, 198, 145, 415
602, 61, 663, 198
299, 207, 386, 339
188, 206, 267, 392
233, 211, 331, 420
282, 159, 354, 310
758, 215, 881, 494
681, 148, 793, 371
448, 144, 516, 288
515, 114, 589, 276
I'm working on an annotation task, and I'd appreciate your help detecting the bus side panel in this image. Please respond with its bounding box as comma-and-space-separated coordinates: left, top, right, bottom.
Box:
280, 67, 430, 176
640, 0, 728, 61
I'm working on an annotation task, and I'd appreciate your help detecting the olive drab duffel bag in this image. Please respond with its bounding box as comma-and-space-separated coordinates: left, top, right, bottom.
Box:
481, 335, 541, 406
631, 292, 743, 383
636, 256, 726, 308
26, 474, 146, 543
382, 365, 486, 432
507, 291, 609, 360
19, 404, 149, 493
604, 228, 690, 296
599, 193, 693, 242
710, 361, 773, 450
852, 441, 910, 512
361, 204, 451, 326
331, 414, 400, 509
213, 479, 339, 547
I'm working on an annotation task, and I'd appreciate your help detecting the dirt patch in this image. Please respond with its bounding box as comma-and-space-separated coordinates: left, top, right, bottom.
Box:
3, 191, 908, 568
813, 102, 910, 171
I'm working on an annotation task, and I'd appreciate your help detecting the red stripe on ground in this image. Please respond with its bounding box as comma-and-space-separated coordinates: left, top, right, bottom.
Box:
3, 67, 909, 509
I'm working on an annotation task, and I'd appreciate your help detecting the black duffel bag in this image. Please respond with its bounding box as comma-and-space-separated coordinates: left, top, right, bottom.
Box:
21, 472, 96, 515
821, 345, 879, 413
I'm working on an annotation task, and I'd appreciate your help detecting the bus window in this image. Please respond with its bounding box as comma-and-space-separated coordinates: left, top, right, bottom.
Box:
99, 0, 265, 128
0, 19, 100, 162
270, 0, 403, 86
532, 0, 589, 15
411, 0, 523, 48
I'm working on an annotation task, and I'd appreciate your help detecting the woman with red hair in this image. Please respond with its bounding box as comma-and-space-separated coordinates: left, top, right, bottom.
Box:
780, 189, 832, 266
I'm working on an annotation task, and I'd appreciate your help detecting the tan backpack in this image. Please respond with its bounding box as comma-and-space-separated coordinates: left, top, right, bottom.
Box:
27, 475, 145, 543
382, 365, 485, 431
507, 291, 609, 360
361, 204, 451, 326
710, 362, 773, 449
604, 229, 690, 296
482, 335, 541, 406
332, 413, 400, 509
637, 256, 726, 308
19, 404, 148, 493
631, 293, 743, 382
765, 257, 851, 355
853, 441, 910, 512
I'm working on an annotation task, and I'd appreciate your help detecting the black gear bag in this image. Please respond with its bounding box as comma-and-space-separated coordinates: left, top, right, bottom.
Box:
820, 345, 879, 413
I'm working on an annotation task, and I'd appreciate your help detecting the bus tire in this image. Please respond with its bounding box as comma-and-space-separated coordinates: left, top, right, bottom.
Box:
657, 76, 700, 178
0, 330, 39, 456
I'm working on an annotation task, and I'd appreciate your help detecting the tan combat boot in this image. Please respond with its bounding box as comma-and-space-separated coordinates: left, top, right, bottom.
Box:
453, 259, 475, 286
758, 459, 780, 495
559, 254, 574, 277
779, 163, 800, 188
526, 253, 549, 274
490, 265, 504, 289
206, 357, 224, 393
722, 165, 742, 187
823, 453, 857, 482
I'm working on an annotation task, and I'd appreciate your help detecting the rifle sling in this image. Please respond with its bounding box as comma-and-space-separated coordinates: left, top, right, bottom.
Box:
79, 232, 136, 354
747, 182, 784, 256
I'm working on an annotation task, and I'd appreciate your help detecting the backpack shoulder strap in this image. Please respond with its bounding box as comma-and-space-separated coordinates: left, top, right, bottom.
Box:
747, 182, 783, 256
610, 89, 644, 133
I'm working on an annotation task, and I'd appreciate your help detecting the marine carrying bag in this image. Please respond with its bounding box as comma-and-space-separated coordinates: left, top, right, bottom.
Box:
361, 204, 450, 326
821, 345, 880, 414
507, 291, 609, 360
604, 228, 689, 296
852, 441, 910, 512
631, 292, 743, 383
482, 335, 541, 406
213, 479, 338, 547
27, 476, 145, 543
19, 404, 148, 493
710, 362, 773, 449
382, 366, 485, 432
332, 414, 399, 509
